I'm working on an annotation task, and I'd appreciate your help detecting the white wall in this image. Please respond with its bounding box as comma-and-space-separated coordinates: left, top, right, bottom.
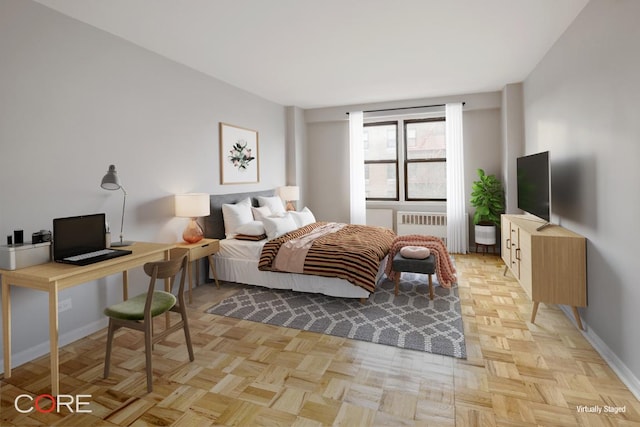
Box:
0, 0, 286, 368
522, 0, 640, 392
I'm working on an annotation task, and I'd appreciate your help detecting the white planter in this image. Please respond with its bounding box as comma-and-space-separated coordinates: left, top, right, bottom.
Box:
475, 224, 496, 245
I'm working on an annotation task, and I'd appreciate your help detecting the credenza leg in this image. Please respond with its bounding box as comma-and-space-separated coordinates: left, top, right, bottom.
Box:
572, 306, 584, 331
531, 301, 539, 324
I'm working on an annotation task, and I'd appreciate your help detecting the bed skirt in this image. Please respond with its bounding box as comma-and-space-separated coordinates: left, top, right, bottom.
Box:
211, 255, 389, 299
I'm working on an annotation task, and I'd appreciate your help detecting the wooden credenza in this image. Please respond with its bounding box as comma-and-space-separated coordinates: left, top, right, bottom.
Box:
501, 214, 587, 330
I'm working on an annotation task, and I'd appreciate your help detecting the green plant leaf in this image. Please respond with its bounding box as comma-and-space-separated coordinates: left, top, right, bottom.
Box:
469, 168, 505, 226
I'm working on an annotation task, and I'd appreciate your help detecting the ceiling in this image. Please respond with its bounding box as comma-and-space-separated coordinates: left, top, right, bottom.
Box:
34, 0, 589, 109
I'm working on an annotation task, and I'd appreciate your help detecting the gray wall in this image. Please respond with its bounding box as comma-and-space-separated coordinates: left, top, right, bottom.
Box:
501, 83, 525, 214
285, 106, 307, 208
0, 0, 286, 368
522, 0, 640, 385
305, 120, 351, 222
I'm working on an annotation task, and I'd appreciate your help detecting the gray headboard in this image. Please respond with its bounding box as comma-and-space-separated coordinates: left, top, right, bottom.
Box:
203, 189, 276, 240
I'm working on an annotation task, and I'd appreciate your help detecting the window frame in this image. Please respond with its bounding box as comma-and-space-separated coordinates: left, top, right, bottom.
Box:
363, 121, 399, 201
403, 117, 447, 202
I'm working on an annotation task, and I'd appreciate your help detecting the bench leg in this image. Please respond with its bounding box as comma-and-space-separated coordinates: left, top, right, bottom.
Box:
394, 274, 400, 295
428, 274, 434, 300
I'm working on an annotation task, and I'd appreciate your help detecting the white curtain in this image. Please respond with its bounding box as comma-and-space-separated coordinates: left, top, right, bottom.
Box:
348, 111, 366, 224
445, 103, 468, 253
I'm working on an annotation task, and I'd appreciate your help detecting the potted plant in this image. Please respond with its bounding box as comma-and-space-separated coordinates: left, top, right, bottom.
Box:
470, 169, 505, 247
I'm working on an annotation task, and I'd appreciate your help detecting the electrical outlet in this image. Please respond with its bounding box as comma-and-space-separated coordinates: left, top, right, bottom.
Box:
58, 298, 72, 313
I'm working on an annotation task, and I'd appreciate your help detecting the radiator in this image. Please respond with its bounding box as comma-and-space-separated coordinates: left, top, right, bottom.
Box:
396, 211, 447, 243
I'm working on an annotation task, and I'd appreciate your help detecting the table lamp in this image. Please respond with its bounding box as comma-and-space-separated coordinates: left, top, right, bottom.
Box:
101, 164, 134, 246
175, 193, 210, 243
279, 186, 299, 211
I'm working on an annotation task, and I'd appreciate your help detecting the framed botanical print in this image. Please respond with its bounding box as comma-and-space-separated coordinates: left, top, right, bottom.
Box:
219, 122, 259, 184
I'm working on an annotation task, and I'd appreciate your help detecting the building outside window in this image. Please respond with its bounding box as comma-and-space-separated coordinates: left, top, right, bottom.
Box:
364, 117, 445, 202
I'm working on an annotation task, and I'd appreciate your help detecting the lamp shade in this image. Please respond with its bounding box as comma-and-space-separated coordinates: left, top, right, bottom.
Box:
175, 193, 210, 218
101, 165, 121, 190
278, 186, 300, 201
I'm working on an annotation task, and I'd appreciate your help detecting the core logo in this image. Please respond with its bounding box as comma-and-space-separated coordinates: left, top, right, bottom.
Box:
14, 394, 92, 414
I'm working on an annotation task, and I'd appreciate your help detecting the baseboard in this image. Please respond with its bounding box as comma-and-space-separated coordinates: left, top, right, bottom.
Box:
0, 318, 108, 375
559, 305, 640, 400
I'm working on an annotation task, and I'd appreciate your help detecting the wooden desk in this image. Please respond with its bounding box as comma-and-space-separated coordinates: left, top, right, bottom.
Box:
175, 238, 220, 303
1, 241, 174, 395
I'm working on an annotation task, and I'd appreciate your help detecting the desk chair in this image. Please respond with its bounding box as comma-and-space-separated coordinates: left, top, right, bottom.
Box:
103, 248, 194, 393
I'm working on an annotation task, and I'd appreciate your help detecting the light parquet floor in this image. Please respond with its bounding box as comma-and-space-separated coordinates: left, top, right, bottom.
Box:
1, 254, 639, 426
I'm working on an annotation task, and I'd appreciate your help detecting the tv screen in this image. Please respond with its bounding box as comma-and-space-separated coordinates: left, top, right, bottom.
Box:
517, 151, 550, 222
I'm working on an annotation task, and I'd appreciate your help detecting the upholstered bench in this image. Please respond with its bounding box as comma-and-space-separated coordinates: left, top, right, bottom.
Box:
392, 252, 437, 299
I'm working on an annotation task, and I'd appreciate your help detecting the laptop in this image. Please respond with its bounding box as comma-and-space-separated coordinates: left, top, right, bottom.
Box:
53, 213, 132, 266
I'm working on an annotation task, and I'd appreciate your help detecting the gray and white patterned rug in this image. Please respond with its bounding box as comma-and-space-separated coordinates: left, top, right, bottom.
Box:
207, 273, 466, 358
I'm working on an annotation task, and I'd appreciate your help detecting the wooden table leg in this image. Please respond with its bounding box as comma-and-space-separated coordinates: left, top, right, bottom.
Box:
122, 271, 128, 301
49, 288, 60, 396
188, 259, 194, 304
2, 278, 11, 380
165, 249, 171, 328
208, 255, 220, 288
531, 301, 539, 324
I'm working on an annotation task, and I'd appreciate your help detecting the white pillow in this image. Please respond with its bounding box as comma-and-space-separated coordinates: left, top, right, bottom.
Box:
251, 205, 271, 221
221, 198, 253, 239
262, 214, 298, 240
289, 207, 316, 228
258, 196, 285, 215
235, 221, 265, 236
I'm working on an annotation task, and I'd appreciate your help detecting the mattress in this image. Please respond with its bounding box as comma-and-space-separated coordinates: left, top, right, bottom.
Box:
213, 238, 384, 299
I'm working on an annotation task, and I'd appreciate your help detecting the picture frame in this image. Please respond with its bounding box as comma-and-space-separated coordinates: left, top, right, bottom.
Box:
219, 122, 259, 184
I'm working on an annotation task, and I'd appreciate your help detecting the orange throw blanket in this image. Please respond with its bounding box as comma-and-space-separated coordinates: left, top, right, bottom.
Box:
385, 235, 457, 288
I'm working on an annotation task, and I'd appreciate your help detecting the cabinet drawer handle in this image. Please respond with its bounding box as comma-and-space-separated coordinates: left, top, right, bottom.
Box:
515, 248, 521, 261
506, 238, 511, 249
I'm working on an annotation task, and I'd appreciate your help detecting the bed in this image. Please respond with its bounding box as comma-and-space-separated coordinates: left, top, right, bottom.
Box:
203, 190, 394, 299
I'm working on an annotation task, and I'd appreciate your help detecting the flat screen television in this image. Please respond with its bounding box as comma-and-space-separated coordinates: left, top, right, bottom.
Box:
517, 151, 550, 222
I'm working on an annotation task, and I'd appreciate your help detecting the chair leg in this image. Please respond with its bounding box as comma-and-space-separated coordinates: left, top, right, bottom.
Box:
394, 273, 400, 295
178, 303, 195, 361
104, 320, 115, 379
144, 320, 153, 393
428, 274, 434, 300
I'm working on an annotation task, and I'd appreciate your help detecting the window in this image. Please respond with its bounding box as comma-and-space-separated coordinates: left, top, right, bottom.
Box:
363, 116, 446, 202
363, 122, 398, 200
404, 118, 446, 201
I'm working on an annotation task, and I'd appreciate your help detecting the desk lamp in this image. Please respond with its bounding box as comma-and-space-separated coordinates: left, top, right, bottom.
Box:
175, 193, 210, 243
101, 164, 134, 246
